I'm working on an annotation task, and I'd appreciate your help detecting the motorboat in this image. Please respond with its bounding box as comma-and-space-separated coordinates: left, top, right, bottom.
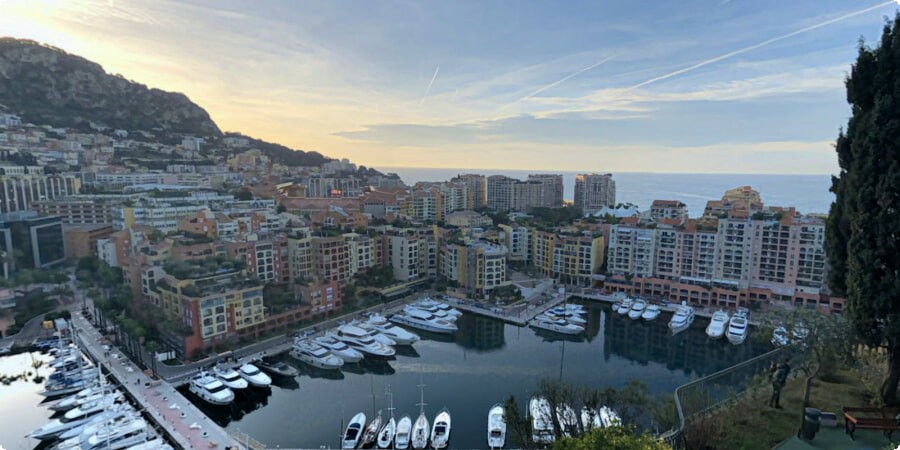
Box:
581, 406, 602, 431
414, 298, 462, 318
487, 403, 506, 449
211, 365, 249, 390
668, 302, 695, 335
641, 304, 661, 321
188, 372, 234, 405
366, 314, 421, 345
411, 412, 429, 450
50, 385, 118, 412
52, 389, 122, 417
565, 303, 588, 315
727, 308, 750, 345
599, 406, 621, 428
314, 333, 365, 363
616, 297, 633, 315
27, 405, 128, 441
122, 439, 174, 450
390, 308, 458, 334
772, 323, 809, 347
627, 299, 647, 320
545, 307, 587, 325
335, 325, 396, 357
403, 304, 456, 322
351, 321, 398, 347
341, 412, 366, 449
291, 338, 344, 370
238, 363, 272, 388
361, 413, 383, 448
706, 310, 730, 340
257, 360, 300, 377
530, 314, 584, 335
556, 404, 578, 437
430, 408, 451, 449
56, 417, 149, 450
377, 416, 397, 449
49, 366, 99, 382
395, 415, 412, 449
64, 393, 121, 421
529, 397, 555, 444
58, 407, 139, 440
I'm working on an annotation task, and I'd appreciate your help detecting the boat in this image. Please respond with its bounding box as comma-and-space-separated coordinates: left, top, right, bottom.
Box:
315, 333, 365, 363
412, 378, 429, 450
64, 393, 121, 421
257, 360, 300, 377
772, 323, 809, 347
352, 321, 399, 347
641, 304, 661, 321
529, 397, 555, 444
390, 308, 458, 334
58, 407, 139, 440
49, 366, 99, 382
291, 338, 344, 370
27, 405, 128, 441
361, 412, 383, 447
366, 314, 421, 345
487, 403, 506, 449
238, 363, 272, 388
395, 415, 412, 449
188, 372, 234, 405
668, 302, 695, 335
564, 303, 588, 315
335, 325, 396, 357
50, 385, 118, 412
82, 418, 152, 450
598, 406, 621, 428
580, 406, 602, 431
342, 412, 366, 449
430, 408, 451, 449
556, 404, 578, 437
727, 308, 750, 345
529, 314, 584, 335
706, 310, 730, 340
121, 438, 174, 450
377, 416, 396, 449
403, 304, 456, 322
616, 297, 633, 315
414, 298, 462, 318
627, 299, 647, 320
545, 307, 587, 325
211, 365, 249, 390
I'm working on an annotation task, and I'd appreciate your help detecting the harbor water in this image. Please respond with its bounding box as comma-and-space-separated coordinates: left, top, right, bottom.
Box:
177, 301, 772, 449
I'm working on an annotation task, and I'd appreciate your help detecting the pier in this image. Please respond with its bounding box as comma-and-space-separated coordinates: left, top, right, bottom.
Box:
443, 291, 569, 326
70, 311, 244, 450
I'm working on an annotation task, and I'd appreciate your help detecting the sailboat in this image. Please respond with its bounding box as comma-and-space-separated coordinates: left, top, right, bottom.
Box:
377, 385, 396, 449
411, 377, 429, 450
395, 415, 412, 449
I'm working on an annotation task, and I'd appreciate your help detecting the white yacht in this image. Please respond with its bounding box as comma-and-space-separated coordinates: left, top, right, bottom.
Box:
772, 324, 808, 347
556, 404, 578, 437
616, 298, 633, 315
366, 314, 421, 345
49, 367, 99, 383
641, 304, 661, 321
58, 407, 139, 441
315, 333, 365, 363
395, 415, 412, 450
211, 365, 249, 390
706, 310, 730, 340
391, 308, 458, 334
430, 408, 451, 449
530, 314, 584, 335
628, 299, 647, 320
599, 406, 621, 428
291, 338, 344, 370
530, 397, 555, 444
415, 298, 462, 318
82, 418, 152, 450
565, 304, 588, 315
335, 325, 396, 357
28, 405, 120, 440
50, 385, 118, 412
377, 417, 397, 449
188, 372, 234, 405
668, 303, 695, 335
64, 394, 121, 421
581, 407, 602, 431
545, 307, 587, 325
238, 363, 272, 388
351, 321, 398, 347
487, 404, 506, 449
342, 412, 366, 449
411, 411, 429, 450
123, 439, 174, 450
40, 378, 99, 398
727, 308, 750, 345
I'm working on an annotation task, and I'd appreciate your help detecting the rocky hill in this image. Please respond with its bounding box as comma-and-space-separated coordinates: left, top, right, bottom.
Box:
0, 38, 220, 136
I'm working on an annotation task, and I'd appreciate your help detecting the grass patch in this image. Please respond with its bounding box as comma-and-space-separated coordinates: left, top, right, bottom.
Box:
689, 368, 867, 450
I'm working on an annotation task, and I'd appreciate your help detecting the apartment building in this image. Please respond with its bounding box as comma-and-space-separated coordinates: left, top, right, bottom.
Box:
0, 173, 81, 213
313, 236, 352, 284
498, 224, 530, 261
225, 234, 290, 284
650, 200, 688, 223
441, 241, 508, 298
62, 224, 113, 260
446, 210, 493, 228
531, 229, 603, 286
36, 198, 115, 224
573, 173, 616, 214
527, 174, 564, 208
287, 232, 315, 283
389, 234, 421, 282
0, 211, 65, 274
486, 174, 563, 212
113, 203, 206, 232
344, 232, 376, 275
451, 174, 487, 209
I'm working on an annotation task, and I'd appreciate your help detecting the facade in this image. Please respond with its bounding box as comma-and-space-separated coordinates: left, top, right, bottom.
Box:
573, 173, 616, 214
650, 200, 688, 223
498, 224, 530, 261
313, 236, 352, 284
62, 223, 113, 260
445, 210, 493, 228
0, 211, 65, 273
527, 174, 564, 208
389, 234, 421, 282
531, 230, 603, 286
487, 174, 563, 212
451, 174, 487, 209
441, 241, 507, 298
225, 235, 290, 284
36, 198, 115, 224
113, 204, 206, 232
0, 174, 81, 214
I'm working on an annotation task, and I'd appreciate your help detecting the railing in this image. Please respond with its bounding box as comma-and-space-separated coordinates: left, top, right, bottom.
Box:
231, 429, 267, 450
660, 347, 785, 447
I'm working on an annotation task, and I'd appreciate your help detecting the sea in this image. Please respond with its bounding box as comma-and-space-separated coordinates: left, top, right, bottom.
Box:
382, 167, 834, 215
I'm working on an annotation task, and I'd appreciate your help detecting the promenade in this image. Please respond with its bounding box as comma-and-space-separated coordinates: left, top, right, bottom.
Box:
70, 310, 243, 450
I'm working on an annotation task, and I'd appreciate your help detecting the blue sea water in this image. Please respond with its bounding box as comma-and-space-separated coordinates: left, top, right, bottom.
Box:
382, 167, 834, 216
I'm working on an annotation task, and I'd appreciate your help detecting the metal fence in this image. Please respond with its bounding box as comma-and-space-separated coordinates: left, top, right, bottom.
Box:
660, 347, 786, 447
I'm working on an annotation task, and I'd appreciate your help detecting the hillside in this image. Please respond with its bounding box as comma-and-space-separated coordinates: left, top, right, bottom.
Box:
0, 38, 220, 136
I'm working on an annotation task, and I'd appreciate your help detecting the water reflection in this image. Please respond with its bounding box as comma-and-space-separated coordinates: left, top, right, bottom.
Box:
182, 386, 272, 427
342, 358, 396, 376
454, 315, 506, 351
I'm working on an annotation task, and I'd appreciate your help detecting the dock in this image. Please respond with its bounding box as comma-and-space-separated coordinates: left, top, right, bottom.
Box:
570, 289, 763, 326
443, 292, 568, 326
70, 311, 245, 450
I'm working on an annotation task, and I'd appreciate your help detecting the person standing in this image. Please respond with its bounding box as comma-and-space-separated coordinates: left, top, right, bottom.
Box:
769, 361, 790, 408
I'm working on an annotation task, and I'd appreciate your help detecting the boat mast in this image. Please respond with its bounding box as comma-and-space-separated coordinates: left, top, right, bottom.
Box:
416, 375, 426, 416
387, 384, 395, 450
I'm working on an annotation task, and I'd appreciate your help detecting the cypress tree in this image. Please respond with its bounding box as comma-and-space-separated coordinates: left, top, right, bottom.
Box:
827, 16, 900, 405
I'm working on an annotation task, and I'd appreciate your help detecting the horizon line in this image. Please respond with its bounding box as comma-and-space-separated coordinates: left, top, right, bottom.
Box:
377, 165, 835, 176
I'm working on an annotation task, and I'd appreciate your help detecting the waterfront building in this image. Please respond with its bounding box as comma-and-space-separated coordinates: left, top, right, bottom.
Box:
287, 231, 315, 283
440, 241, 507, 299
530, 229, 603, 286
573, 173, 616, 215
389, 233, 421, 282
0, 211, 65, 274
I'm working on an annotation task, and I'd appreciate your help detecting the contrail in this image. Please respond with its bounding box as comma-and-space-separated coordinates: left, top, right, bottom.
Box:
420, 66, 440, 104
628, 1, 895, 91
518, 56, 614, 102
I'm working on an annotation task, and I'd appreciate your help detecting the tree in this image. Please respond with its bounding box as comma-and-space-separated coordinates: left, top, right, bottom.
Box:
825, 17, 900, 405
552, 426, 668, 450
235, 188, 253, 201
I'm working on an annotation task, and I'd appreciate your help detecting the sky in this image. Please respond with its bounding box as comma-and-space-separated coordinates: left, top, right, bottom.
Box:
2, 0, 899, 174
